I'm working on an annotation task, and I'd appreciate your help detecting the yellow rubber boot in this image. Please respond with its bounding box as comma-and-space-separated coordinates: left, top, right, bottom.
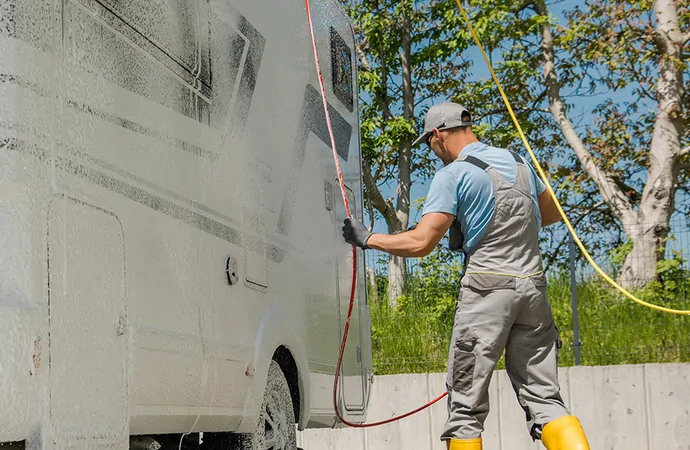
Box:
447, 438, 482, 450
541, 416, 590, 450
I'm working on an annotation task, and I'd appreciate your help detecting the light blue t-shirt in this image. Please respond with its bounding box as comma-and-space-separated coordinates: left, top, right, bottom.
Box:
422, 142, 546, 253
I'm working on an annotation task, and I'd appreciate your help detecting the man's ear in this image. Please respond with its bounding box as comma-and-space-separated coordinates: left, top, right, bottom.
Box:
432, 128, 441, 143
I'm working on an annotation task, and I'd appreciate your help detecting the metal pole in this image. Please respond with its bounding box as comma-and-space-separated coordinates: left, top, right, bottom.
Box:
569, 234, 581, 366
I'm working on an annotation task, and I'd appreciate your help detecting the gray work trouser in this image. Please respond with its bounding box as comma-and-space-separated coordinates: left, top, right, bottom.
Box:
441, 273, 570, 441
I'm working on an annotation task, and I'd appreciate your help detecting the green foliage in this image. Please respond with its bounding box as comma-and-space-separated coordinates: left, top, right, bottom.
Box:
609, 240, 634, 269
370, 250, 690, 375
369, 240, 460, 374
346, 0, 690, 275
342, 0, 517, 223
641, 249, 688, 307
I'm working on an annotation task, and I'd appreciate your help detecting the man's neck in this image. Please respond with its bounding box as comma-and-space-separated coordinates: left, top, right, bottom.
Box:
447, 138, 481, 161
458, 138, 481, 154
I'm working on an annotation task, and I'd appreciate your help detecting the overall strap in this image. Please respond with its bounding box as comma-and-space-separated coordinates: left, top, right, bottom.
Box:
461, 155, 489, 171
508, 149, 524, 164
507, 150, 534, 196
448, 155, 489, 255
451, 151, 528, 274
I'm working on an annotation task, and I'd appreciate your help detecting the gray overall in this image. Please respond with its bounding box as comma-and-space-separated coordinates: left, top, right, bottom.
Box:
441, 151, 569, 441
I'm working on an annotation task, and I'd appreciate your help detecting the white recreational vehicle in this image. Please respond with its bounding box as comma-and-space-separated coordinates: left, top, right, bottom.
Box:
0, 0, 372, 448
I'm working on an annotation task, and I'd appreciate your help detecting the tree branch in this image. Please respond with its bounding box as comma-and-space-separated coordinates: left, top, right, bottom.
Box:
534, 0, 637, 227
395, 10, 414, 230
517, 0, 536, 15
477, 107, 550, 121
681, 145, 690, 156
356, 43, 395, 122
638, 0, 684, 222
653, 0, 684, 49
362, 158, 398, 226
377, 42, 394, 122
367, 199, 375, 232
355, 42, 372, 72
623, 51, 656, 102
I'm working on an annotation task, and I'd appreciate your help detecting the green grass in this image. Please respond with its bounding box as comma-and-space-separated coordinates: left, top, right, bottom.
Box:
370, 274, 690, 375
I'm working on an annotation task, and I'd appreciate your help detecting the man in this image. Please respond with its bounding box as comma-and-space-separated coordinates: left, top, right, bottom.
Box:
342, 103, 590, 450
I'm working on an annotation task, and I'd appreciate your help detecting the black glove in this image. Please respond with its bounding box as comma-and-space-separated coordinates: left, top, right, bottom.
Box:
342, 218, 373, 249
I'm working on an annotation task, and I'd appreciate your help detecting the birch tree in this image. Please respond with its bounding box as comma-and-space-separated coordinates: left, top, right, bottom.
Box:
448, 0, 688, 288
537, 0, 688, 287
347, 0, 688, 290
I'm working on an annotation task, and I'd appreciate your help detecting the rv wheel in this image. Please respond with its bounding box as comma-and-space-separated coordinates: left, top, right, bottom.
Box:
233, 360, 297, 450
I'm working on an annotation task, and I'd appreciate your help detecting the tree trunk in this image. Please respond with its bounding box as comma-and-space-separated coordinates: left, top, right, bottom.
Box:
535, 0, 636, 228
385, 9, 415, 307
366, 266, 378, 304
618, 223, 665, 288
536, 0, 685, 288
398, 11, 414, 231
387, 256, 406, 308
619, 0, 684, 288
356, 6, 416, 307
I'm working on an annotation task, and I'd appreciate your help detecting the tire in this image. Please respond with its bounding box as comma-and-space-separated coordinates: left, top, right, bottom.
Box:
233, 360, 297, 450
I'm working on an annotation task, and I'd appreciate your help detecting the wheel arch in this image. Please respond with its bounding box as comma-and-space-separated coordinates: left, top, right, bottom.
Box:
272, 346, 302, 428
237, 305, 311, 433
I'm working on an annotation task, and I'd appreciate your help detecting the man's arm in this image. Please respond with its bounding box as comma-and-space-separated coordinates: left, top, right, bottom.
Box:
523, 155, 561, 227
538, 190, 562, 226
342, 168, 458, 255
366, 212, 455, 257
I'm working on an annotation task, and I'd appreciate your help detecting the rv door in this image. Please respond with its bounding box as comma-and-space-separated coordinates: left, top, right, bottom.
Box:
334, 182, 367, 412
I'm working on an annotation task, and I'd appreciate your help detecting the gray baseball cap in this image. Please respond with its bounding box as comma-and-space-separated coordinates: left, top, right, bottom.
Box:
412, 102, 473, 147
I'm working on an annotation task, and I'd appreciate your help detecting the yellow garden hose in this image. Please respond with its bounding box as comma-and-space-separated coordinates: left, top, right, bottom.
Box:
453, 0, 690, 315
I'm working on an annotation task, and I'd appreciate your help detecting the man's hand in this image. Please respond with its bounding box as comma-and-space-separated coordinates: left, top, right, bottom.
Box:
342, 218, 373, 249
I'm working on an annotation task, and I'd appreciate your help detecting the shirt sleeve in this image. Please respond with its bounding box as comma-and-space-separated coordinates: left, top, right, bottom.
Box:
422, 169, 459, 217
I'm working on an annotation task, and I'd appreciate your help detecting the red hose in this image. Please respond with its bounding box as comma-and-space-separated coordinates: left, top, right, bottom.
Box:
304, 0, 447, 428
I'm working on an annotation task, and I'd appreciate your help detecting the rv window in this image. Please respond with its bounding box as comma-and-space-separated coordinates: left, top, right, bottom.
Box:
96, 0, 211, 88
330, 28, 354, 112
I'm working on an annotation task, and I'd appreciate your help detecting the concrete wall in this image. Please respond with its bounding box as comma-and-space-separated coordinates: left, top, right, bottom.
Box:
298, 363, 690, 450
